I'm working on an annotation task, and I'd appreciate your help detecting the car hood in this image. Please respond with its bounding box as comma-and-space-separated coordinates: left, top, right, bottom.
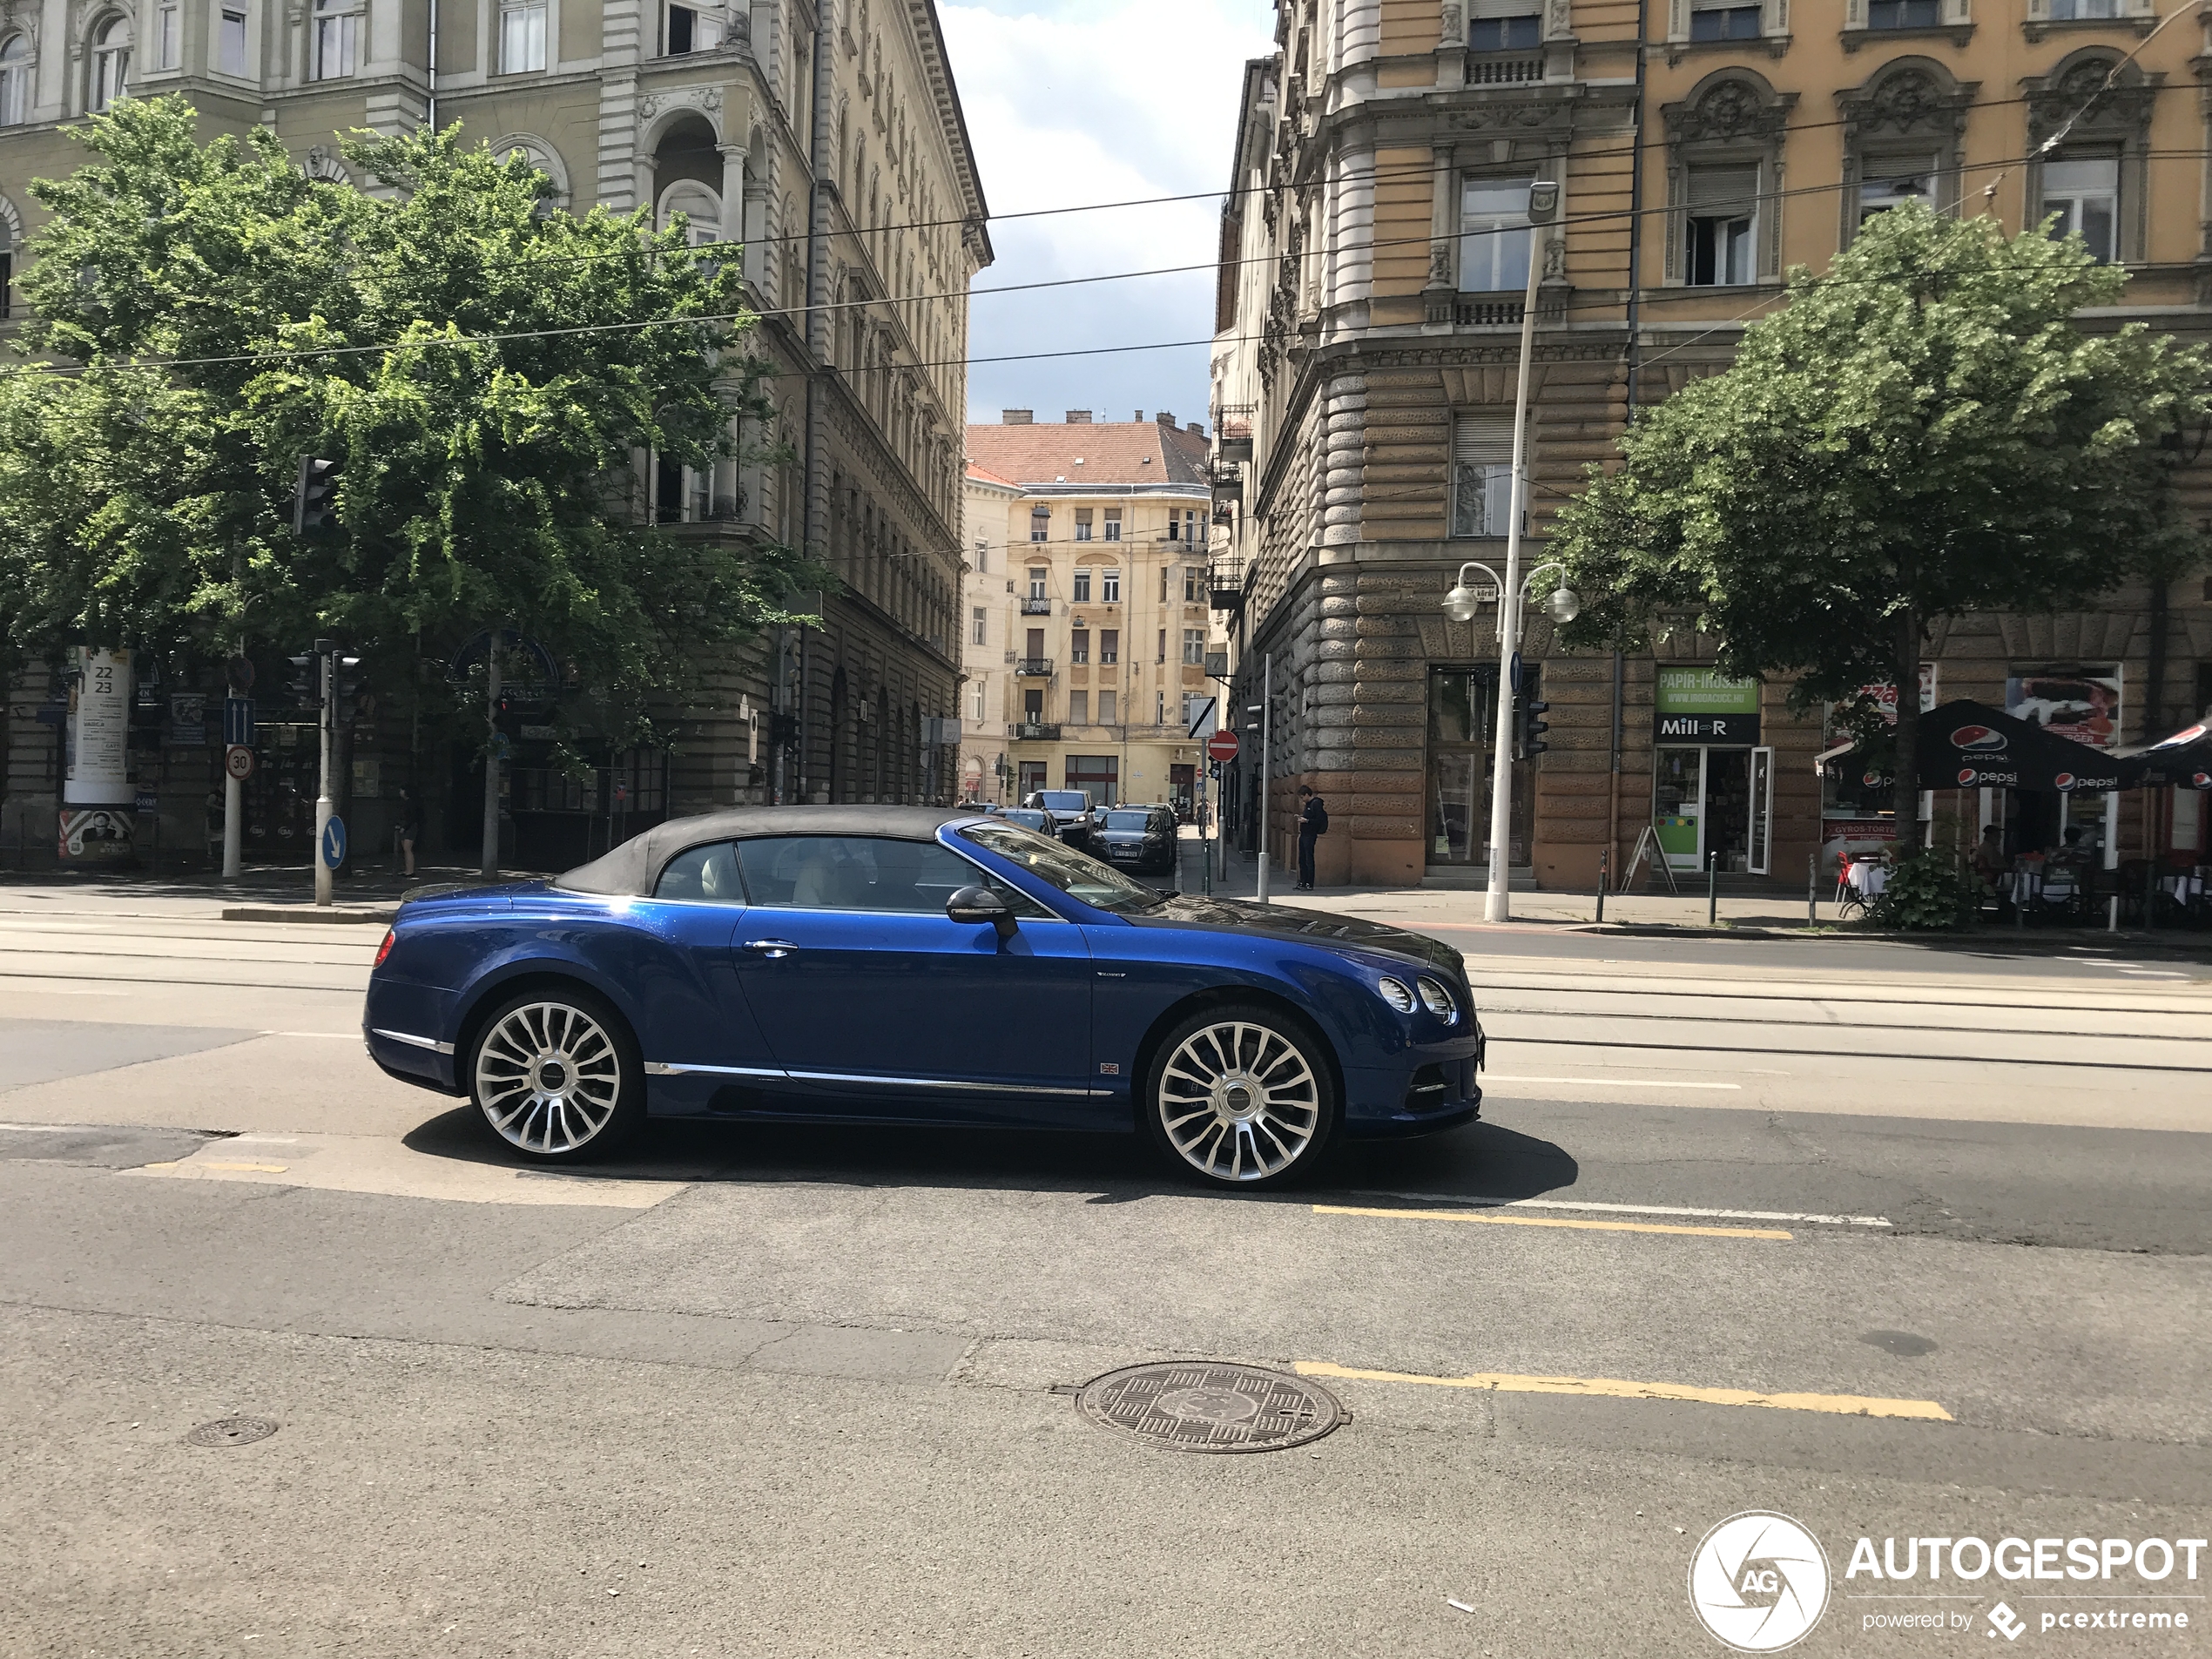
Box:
1128, 895, 1465, 978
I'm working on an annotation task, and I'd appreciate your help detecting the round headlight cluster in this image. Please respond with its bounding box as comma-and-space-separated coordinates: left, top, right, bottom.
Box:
1418, 978, 1459, 1022
1377, 977, 1416, 1013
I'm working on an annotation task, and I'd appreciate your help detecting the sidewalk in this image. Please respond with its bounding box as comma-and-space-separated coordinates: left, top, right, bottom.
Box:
1171, 829, 2212, 949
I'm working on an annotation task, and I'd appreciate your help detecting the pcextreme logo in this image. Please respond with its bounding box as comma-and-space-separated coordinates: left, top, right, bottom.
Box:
1689, 1512, 1831, 1652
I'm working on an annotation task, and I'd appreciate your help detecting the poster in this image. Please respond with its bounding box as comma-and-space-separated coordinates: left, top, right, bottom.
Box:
1847, 664, 1938, 726
1653, 668, 1761, 745
57, 806, 135, 863
2005, 670, 2121, 750
64, 646, 132, 806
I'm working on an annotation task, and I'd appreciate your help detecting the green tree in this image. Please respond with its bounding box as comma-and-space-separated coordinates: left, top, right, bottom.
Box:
0, 95, 820, 754
1551, 202, 2209, 839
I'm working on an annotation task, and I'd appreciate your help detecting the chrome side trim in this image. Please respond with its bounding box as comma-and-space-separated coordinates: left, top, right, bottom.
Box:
644, 1062, 787, 1079
785, 1068, 1105, 1098
370, 1028, 454, 1055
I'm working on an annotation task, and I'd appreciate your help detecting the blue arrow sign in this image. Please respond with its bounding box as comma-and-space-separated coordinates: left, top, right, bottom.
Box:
320, 816, 347, 869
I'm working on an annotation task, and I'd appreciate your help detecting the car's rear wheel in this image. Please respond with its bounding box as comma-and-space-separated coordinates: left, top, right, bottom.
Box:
468, 988, 643, 1163
1143, 1004, 1338, 1190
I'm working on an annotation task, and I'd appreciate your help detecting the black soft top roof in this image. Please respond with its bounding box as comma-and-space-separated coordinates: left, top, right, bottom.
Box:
556, 806, 978, 897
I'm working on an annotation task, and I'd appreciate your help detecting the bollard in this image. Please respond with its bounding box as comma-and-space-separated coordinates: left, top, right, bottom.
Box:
1596, 847, 1608, 924
1807, 849, 1817, 927
1707, 848, 1719, 927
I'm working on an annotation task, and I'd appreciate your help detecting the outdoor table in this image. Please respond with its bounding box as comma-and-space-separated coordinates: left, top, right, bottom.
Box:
1844, 862, 1888, 899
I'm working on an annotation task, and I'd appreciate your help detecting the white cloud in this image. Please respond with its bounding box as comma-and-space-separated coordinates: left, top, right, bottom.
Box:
939, 0, 1274, 429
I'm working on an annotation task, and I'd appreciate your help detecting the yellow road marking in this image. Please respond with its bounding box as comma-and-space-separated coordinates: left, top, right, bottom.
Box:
200, 1161, 290, 1173
1313, 1203, 1791, 1241
1294, 1361, 1952, 1421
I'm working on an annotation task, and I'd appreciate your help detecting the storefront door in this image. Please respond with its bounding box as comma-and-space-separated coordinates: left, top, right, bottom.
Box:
1426, 666, 1535, 867
1655, 746, 1774, 873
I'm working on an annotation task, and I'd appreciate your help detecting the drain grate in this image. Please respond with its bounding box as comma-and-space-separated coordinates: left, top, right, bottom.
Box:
1074, 1362, 1343, 1454
184, 1416, 280, 1448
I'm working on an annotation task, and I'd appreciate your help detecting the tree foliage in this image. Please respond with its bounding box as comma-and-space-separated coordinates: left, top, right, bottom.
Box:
0, 96, 822, 748
1551, 203, 2209, 835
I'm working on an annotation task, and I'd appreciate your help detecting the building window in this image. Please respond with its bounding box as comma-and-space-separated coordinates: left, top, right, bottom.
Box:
1684, 166, 1758, 286
1072, 568, 1092, 603
1157, 628, 1167, 662
1184, 568, 1200, 602
1069, 691, 1089, 725
1074, 508, 1093, 542
969, 683, 984, 721
1468, 0, 1540, 50
1858, 160, 1936, 224
665, 1, 725, 53
1157, 690, 1167, 725
500, 0, 547, 73
2050, 0, 2121, 15
313, 0, 359, 78
1459, 178, 1533, 293
1689, 0, 1761, 40
89, 15, 130, 111
219, 6, 247, 75
1028, 566, 1048, 600
0, 34, 30, 121
1166, 513, 1182, 541
1866, 0, 1940, 25
1070, 630, 1089, 664
2041, 154, 2118, 263
1100, 630, 1119, 665
973, 537, 988, 574
1029, 507, 1049, 543
149, 2, 180, 67
1451, 413, 1515, 539
1098, 690, 1117, 725
1101, 567, 1120, 604
971, 607, 987, 645
1103, 507, 1121, 541
1183, 629, 1205, 665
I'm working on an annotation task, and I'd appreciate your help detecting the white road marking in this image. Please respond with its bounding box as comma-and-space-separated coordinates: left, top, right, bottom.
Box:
1485, 1074, 1743, 1090
1350, 1188, 1893, 1229
0, 1122, 99, 1132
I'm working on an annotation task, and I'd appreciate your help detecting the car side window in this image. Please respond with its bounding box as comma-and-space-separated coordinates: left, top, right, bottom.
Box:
736, 835, 1051, 916
653, 841, 745, 903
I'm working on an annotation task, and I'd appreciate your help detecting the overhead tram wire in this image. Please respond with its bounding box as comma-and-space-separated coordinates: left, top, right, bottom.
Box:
13, 138, 2202, 384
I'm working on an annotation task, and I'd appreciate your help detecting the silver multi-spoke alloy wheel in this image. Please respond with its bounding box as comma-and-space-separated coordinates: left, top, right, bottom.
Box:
474, 999, 627, 1157
1156, 1017, 1325, 1184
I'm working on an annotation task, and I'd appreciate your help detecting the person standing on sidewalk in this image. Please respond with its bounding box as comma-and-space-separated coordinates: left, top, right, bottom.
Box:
1296, 785, 1328, 891
398, 786, 424, 879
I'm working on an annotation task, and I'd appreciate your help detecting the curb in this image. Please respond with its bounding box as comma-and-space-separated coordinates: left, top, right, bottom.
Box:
220, 905, 396, 925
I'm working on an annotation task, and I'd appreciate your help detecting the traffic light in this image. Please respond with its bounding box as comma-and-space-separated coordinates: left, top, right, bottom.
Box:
1244, 702, 1263, 732
286, 653, 321, 708
293, 455, 340, 536
1515, 696, 1551, 761
332, 655, 361, 699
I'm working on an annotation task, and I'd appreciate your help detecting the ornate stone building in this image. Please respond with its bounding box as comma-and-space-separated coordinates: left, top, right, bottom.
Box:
1209, 0, 2212, 891
0, 0, 988, 867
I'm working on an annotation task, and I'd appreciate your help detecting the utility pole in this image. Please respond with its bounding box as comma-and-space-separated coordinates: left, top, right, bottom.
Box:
222, 637, 246, 881
1253, 651, 1272, 904
481, 641, 501, 876
313, 637, 335, 907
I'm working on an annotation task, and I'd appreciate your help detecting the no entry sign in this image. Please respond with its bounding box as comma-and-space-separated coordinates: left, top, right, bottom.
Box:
1206, 730, 1240, 764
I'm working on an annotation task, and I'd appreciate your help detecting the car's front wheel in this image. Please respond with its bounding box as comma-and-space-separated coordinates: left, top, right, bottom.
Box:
1143, 1004, 1339, 1189
468, 988, 643, 1163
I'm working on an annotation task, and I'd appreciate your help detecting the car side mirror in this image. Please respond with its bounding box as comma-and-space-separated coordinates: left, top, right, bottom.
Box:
947, 885, 1018, 941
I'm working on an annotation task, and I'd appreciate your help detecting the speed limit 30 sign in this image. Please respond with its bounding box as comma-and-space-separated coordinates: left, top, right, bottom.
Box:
224, 745, 256, 782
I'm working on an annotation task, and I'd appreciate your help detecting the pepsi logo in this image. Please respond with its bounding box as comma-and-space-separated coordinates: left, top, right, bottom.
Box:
1952, 725, 2005, 752
2155, 724, 2208, 749
1957, 768, 1977, 786
2054, 772, 2074, 790
2195, 772, 2211, 790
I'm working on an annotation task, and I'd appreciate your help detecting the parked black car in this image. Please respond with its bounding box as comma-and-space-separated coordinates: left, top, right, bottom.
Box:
1093, 805, 1180, 877
995, 806, 1058, 838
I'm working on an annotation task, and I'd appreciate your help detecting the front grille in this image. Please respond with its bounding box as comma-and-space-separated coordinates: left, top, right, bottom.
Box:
1405, 1064, 1452, 1112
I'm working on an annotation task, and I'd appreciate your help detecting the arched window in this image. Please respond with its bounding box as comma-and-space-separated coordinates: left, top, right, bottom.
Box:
657, 180, 722, 246
314, 0, 361, 78
0, 35, 30, 126
89, 15, 130, 112
2025, 51, 2155, 266
1837, 59, 1976, 249
1662, 72, 1797, 287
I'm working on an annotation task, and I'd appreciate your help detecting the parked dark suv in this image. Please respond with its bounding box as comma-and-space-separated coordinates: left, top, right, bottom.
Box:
1093, 805, 1179, 877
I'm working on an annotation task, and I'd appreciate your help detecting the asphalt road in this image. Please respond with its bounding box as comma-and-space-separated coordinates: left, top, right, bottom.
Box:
2, 883, 2208, 1657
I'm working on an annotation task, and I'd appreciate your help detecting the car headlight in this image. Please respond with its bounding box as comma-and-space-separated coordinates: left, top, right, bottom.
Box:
1377, 977, 1415, 1013
1418, 978, 1459, 1022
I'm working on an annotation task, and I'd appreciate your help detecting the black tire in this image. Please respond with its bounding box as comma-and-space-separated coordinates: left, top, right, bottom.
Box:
465, 986, 644, 1164
1141, 1001, 1339, 1190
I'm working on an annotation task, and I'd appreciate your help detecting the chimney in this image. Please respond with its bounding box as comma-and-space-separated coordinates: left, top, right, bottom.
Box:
1001, 409, 1033, 424
1134, 410, 1144, 423
1155, 410, 1176, 427
1186, 421, 1205, 436
1065, 410, 1092, 424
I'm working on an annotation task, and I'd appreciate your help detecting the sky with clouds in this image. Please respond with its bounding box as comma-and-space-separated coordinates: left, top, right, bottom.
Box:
938, 0, 1275, 433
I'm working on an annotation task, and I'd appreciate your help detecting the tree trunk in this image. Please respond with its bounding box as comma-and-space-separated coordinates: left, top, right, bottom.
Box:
1892, 603, 1922, 850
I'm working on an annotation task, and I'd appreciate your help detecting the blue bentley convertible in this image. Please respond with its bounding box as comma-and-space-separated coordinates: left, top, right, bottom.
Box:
364, 807, 1483, 1189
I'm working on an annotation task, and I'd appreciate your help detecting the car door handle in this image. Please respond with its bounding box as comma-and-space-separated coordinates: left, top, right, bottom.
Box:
743, 939, 800, 959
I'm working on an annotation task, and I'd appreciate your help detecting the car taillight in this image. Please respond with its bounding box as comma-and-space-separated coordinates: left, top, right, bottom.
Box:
374, 927, 395, 968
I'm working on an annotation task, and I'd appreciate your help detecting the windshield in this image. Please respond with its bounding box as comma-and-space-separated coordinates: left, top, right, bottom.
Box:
1103, 811, 1153, 832
1001, 809, 1050, 831
1035, 792, 1089, 812
959, 821, 1166, 913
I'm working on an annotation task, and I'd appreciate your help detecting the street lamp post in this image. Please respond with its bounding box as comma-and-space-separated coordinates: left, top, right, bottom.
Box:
1450, 179, 1557, 923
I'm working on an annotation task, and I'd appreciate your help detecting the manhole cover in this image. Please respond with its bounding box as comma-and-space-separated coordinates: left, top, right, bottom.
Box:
184, 1416, 279, 1448
1075, 1362, 1343, 1454
1859, 1330, 1937, 1357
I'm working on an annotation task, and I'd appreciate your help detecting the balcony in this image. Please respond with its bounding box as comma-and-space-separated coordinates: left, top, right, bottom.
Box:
1015, 658, 1055, 677
1011, 723, 1062, 742
1208, 552, 1247, 613
1431, 288, 1570, 327
1465, 49, 1545, 84
1019, 597, 1052, 615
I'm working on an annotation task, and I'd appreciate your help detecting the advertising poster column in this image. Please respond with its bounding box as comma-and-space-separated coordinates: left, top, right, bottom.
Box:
60, 646, 135, 863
